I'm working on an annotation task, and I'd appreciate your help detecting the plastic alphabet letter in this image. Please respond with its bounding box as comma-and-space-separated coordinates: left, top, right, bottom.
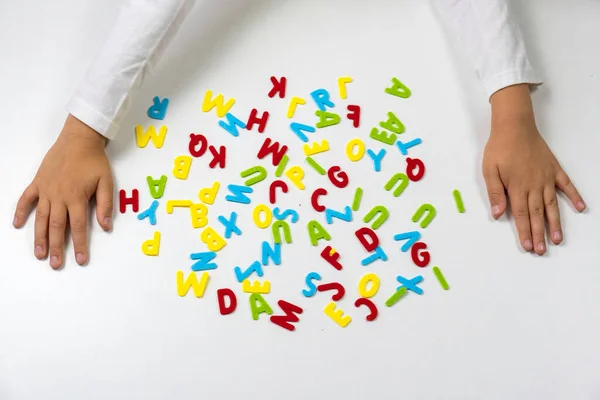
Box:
200, 227, 227, 252
347, 105, 361, 128
241, 166, 267, 186
352, 187, 363, 211
166, 200, 192, 214
190, 203, 208, 229
257, 138, 288, 166
366, 149, 386, 172
310, 88, 335, 111
274, 155, 289, 177
202, 90, 235, 117
218, 212, 242, 238
269, 180, 289, 204
302, 272, 322, 297
411, 242, 431, 268
396, 138, 422, 155
315, 110, 341, 128
338, 76, 353, 99
234, 261, 264, 282
433, 266, 450, 290
142, 231, 160, 256
173, 155, 192, 180
225, 184, 253, 204
396, 275, 424, 295
270, 300, 304, 332
385, 287, 408, 307
379, 111, 405, 134
358, 273, 380, 298
311, 188, 327, 212
217, 288, 237, 315
385, 77, 411, 98
253, 204, 273, 229
307, 220, 331, 246
135, 125, 167, 148
384, 173, 409, 197
246, 108, 269, 133
290, 122, 316, 143
242, 279, 271, 294
190, 251, 217, 271
268, 76, 287, 98
287, 97, 306, 118
369, 127, 397, 146
208, 145, 226, 169
273, 208, 299, 223
137, 200, 159, 225
219, 113, 247, 137
188, 133, 208, 157
327, 166, 349, 188
272, 220, 292, 244
303, 140, 330, 156
361, 246, 388, 266
393, 230, 421, 252
406, 157, 425, 182
346, 138, 365, 161
305, 156, 327, 175
147, 175, 167, 199
147, 96, 169, 120
354, 298, 378, 321
321, 246, 342, 271
355, 227, 379, 252
198, 182, 220, 205
363, 205, 389, 230
176, 271, 209, 297
249, 293, 273, 321
317, 282, 345, 301
325, 206, 352, 224
324, 302, 351, 328
119, 189, 139, 213
261, 241, 281, 266
285, 166, 305, 190
412, 203, 436, 228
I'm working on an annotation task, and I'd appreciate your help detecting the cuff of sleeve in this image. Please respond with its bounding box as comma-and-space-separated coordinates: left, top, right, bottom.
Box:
484, 68, 544, 101
66, 95, 120, 140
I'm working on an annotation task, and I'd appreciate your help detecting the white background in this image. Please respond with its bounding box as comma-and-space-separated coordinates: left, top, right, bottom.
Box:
1, 0, 599, 399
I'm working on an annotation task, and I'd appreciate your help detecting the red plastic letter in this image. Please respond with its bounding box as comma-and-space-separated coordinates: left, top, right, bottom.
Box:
119, 189, 139, 213
347, 105, 361, 128
208, 145, 226, 169
411, 241, 431, 268
311, 188, 328, 212
257, 138, 288, 166
270, 300, 303, 332
268, 76, 287, 98
355, 227, 379, 252
246, 108, 270, 133
354, 298, 378, 321
320, 246, 342, 270
327, 166, 349, 188
269, 180, 289, 204
188, 133, 208, 158
217, 288, 237, 315
317, 282, 345, 301
406, 157, 425, 182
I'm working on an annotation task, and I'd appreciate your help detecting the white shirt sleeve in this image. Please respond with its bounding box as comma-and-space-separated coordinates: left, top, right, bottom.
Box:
66, 0, 195, 140
432, 0, 543, 99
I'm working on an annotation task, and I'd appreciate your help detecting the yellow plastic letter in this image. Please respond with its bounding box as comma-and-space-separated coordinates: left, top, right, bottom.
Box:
338, 76, 353, 99
253, 204, 272, 229
286, 96, 306, 119
324, 302, 351, 327
242, 280, 271, 294
346, 138, 365, 162
135, 125, 168, 148
358, 273, 380, 298
142, 231, 161, 256
190, 203, 209, 229
285, 166, 305, 190
173, 155, 192, 180
176, 271, 210, 298
303, 140, 330, 156
200, 226, 226, 252
202, 90, 235, 117
198, 182, 220, 205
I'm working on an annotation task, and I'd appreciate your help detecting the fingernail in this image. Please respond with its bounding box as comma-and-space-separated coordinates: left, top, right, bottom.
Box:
553, 231, 562, 242
34, 246, 43, 258
50, 256, 59, 268
104, 217, 112, 229
577, 201, 586, 211
491, 206, 500, 217
13, 216, 19, 227
76, 253, 86, 264
523, 239, 533, 250
536, 242, 546, 253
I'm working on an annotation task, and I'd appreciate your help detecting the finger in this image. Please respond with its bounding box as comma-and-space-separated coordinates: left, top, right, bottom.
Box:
34, 198, 50, 259
483, 165, 507, 219
528, 191, 547, 255
14, 185, 39, 228
48, 203, 68, 269
556, 169, 586, 212
68, 202, 88, 265
543, 186, 562, 245
96, 173, 114, 231
509, 190, 533, 251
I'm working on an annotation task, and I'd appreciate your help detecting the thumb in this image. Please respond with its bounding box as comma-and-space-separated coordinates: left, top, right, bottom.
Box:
484, 166, 507, 219
96, 173, 114, 231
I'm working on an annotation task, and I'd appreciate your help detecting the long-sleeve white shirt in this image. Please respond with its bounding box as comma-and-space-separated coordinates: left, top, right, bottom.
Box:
66, 0, 543, 140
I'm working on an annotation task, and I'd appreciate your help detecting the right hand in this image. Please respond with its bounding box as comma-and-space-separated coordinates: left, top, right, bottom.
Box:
13, 115, 114, 269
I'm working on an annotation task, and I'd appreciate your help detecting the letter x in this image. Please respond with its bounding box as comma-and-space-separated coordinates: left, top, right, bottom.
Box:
396, 275, 424, 295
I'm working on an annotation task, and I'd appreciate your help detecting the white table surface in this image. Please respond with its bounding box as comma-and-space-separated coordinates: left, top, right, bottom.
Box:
1, 1, 599, 399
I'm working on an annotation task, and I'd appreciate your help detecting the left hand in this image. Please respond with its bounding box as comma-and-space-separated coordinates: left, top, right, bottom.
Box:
483, 84, 586, 255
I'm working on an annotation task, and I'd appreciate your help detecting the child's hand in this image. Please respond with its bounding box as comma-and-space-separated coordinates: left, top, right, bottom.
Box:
13, 115, 113, 269
483, 84, 585, 255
